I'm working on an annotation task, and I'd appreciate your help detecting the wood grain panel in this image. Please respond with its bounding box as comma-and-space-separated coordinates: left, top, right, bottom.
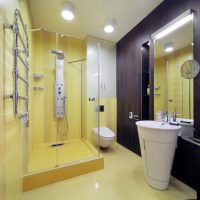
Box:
117, 0, 200, 152
117, 0, 200, 191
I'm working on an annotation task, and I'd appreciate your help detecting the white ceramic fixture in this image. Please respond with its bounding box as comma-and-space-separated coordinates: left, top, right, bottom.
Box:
176, 118, 194, 137
93, 127, 115, 148
136, 120, 181, 190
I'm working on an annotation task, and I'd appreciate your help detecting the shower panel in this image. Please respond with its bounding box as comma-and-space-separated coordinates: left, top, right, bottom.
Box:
51, 50, 65, 118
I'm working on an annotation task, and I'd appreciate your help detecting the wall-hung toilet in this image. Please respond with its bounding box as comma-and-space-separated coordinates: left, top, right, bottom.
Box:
93, 127, 115, 148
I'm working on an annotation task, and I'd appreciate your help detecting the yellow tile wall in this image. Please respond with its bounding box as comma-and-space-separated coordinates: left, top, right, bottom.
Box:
0, 0, 33, 200
30, 31, 86, 145
154, 46, 193, 119
154, 56, 167, 117
0, 1, 5, 199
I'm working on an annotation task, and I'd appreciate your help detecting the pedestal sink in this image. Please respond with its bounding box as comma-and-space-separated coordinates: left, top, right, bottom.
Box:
136, 120, 181, 190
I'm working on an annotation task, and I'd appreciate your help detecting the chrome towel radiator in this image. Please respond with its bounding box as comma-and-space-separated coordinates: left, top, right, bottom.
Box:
4, 9, 29, 127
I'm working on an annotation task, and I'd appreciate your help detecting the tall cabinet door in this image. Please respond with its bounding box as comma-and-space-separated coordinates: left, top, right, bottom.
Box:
128, 42, 142, 156
87, 36, 116, 99
117, 38, 141, 156
101, 40, 116, 98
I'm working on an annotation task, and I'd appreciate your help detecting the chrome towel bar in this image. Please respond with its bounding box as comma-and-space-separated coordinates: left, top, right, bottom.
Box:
3, 9, 29, 127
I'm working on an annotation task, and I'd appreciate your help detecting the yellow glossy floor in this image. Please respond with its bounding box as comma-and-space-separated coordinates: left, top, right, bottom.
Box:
23, 143, 196, 200
28, 139, 97, 173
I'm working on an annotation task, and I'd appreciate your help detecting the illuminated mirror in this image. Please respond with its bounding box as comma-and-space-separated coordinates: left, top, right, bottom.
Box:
152, 10, 195, 122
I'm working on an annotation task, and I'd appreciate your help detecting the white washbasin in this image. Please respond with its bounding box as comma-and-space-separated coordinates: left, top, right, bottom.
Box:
136, 120, 181, 130
175, 118, 194, 137
136, 120, 181, 190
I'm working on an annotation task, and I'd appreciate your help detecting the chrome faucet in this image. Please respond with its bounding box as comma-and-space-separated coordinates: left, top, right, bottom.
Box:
165, 110, 169, 123
163, 110, 171, 123
172, 109, 179, 122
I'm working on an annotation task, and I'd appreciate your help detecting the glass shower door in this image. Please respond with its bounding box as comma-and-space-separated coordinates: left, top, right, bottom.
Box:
56, 34, 100, 167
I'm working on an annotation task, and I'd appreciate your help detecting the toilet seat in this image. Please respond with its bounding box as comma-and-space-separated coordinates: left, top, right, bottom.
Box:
93, 127, 115, 139
93, 127, 115, 148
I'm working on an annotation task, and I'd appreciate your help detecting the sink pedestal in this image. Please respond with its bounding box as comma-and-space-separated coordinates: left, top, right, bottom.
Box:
136, 121, 181, 190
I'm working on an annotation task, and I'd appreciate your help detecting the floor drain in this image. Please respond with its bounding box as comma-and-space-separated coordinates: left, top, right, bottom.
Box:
50, 143, 64, 147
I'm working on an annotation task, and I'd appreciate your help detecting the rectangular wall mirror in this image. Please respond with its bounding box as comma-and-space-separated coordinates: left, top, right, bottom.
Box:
152, 10, 194, 126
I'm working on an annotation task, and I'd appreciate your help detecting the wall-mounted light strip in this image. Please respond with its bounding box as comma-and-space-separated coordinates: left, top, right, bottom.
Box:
152, 10, 193, 41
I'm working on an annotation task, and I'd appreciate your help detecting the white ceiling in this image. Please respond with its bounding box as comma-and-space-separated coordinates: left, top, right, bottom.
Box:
28, 0, 163, 42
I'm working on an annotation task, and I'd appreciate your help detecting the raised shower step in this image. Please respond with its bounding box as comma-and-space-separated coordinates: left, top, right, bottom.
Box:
23, 156, 104, 191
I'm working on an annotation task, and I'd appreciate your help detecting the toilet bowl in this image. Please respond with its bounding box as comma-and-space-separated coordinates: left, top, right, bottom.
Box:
93, 127, 115, 148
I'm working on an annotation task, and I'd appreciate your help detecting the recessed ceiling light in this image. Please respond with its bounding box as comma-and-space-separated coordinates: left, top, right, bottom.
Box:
104, 19, 115, 33
165, 47, 174, 52
61, 1, 75, 21
165, 43, 174, 53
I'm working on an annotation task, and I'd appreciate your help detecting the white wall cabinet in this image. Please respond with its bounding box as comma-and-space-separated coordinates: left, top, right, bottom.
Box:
86, 36, 116, 98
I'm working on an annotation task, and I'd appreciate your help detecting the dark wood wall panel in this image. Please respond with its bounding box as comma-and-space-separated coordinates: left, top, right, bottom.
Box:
117, 0, 200, 152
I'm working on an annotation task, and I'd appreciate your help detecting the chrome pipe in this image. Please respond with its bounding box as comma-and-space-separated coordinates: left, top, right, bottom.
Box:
18, 49, 28, 54
18, 95, 28, 101
18, 54, 29, 69
18, 74, 28, 85
13, 27, 19, 116
4, 94, 13, 99
18, 31, 28, 53
15, 9, 28, 38
3, 23, 13, 29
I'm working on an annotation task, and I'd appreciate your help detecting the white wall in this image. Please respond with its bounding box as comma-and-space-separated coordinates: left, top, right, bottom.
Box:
86, 36, 116, 98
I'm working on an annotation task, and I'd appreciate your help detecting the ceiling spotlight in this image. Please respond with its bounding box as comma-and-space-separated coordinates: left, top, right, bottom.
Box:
61, 1, 75, 21
165, 43, 174, 53
104, 19, 115, 33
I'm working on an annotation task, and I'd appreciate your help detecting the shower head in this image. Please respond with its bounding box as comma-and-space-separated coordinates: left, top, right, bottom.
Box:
51, 50, 65, 60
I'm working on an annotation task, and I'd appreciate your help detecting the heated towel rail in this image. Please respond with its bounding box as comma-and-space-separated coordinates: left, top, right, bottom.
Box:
4, 9, 29, 126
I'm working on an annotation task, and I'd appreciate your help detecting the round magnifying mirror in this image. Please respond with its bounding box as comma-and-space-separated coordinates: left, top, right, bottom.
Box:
181, 59, 200, 79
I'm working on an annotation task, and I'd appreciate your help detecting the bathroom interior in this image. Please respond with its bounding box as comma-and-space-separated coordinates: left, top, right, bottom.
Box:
1, 0, 200, 200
